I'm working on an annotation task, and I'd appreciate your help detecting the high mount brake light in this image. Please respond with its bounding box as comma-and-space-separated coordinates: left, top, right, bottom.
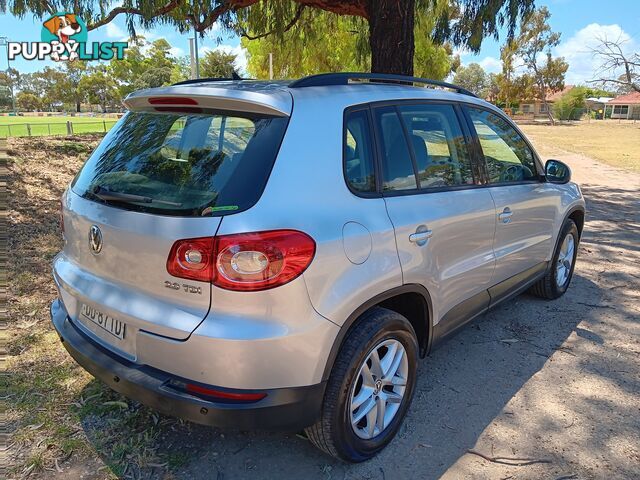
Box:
166, 230, 316, 291
148, 96, 199, 105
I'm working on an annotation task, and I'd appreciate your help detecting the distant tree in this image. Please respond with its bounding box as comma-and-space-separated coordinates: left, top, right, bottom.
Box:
26, 67, 68, 111
453, 63, 487, 96
514, 7, 568, 124
109, 37, 147, 98
485, 73, 500, 103
17, 92, 42, 112
496, 40, 519, 108
200, 50, 239, 78
170, 56, 191, 84
132, 39, 176, 90
80, 66, 120, 113
0, 69, 19, 111
56, 62, 88, 112
109, 38, 178, 98
589, 37, 639, 93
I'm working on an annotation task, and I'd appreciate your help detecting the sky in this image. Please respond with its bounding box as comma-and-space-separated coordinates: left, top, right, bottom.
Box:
1, 0, 639, 85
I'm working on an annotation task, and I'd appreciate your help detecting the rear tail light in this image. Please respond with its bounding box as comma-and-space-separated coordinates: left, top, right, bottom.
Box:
166, 230, 315, 291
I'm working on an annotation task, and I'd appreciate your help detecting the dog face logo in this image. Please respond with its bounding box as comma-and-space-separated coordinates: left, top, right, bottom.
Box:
43, 14, 82, 43
8, 12, 128, 63
41, 12, 88, 61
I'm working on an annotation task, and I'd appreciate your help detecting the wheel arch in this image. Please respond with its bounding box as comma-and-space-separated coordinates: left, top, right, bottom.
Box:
321, 284, 433, 382
567, 206, 585, 238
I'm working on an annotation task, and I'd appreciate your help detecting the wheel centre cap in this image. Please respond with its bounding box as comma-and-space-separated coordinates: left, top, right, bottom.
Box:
374, 379, 383, 395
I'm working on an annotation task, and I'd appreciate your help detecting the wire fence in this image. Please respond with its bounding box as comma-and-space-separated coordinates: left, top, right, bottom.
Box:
0, 120, 118, 138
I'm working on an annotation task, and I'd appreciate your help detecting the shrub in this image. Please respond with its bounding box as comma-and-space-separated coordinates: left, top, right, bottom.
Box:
553, 87, 588, 120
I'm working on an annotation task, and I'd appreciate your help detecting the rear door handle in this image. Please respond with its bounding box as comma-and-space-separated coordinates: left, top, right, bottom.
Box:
409, 230, 433, 246
498, 207, 513, 224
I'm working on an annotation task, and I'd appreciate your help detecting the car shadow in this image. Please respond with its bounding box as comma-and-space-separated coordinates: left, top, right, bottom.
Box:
77, 273, 606, 479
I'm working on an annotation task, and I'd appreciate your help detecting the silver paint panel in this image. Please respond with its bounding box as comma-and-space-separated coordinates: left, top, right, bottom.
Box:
383, 189, 497, 326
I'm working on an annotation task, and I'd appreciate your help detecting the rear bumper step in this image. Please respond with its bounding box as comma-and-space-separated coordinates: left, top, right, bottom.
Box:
50, 298, 325, 431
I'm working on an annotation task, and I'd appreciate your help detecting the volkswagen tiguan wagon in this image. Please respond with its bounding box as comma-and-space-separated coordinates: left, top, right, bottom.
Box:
51, 73, 585, 462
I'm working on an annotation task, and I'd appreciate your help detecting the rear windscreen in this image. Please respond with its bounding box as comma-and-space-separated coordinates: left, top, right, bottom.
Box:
71, 111, 288, 216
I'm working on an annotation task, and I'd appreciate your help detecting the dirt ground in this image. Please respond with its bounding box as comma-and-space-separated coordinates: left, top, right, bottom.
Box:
519, 121, 640, 173
5, 130, 640, 479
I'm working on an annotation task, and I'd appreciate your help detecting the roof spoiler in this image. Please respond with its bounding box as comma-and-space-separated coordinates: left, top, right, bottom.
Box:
123, 86, 291, 117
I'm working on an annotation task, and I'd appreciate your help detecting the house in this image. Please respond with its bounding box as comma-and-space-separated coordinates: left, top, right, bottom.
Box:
518, 85, 574, 116
586, 97, 614, 119
604, 91, 640, 119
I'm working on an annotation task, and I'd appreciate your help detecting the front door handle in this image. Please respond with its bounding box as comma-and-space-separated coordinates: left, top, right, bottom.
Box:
498, 207, 513, 224
409, 229, 432, 246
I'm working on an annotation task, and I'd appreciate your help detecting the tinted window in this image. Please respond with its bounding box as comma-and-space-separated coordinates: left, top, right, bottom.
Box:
344, 110, 376, 193
467, 107, 538, 183
72, 111, 288, 216
374, 107, 417, 191
398, 104, 474, 188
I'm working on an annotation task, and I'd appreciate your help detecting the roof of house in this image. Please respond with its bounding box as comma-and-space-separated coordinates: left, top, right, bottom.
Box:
608, 91, 640, 105
545, 85, 575, 102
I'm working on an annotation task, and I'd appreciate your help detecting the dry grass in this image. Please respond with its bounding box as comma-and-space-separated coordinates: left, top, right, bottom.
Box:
5, 135, 178, 479
519, 121, 640, 172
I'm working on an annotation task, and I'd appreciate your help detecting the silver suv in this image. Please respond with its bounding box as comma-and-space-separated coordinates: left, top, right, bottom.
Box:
51, 73, 585, 462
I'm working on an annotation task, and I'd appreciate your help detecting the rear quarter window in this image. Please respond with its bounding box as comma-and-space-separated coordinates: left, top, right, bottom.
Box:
72, 111, 288, 216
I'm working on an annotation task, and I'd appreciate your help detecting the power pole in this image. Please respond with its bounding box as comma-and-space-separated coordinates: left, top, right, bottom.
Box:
189, 38, 197, 79
194, 29, 200, 79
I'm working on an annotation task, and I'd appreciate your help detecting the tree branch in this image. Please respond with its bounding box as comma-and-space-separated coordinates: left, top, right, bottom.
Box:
292, 0, 367, 18
239, 3, 305, 40
87, 1, 181, 31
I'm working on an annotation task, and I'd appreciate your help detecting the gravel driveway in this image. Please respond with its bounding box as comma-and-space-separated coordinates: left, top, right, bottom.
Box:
134, 138, 639, 479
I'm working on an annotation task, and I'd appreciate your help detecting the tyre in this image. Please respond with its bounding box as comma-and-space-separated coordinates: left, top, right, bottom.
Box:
530, 219, 579, 299
305, 307, 418, 462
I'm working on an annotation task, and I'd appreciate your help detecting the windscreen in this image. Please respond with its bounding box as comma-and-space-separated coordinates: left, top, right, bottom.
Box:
72, 111, 288, 216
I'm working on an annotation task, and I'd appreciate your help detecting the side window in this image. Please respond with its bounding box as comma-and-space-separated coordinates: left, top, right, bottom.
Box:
373, 106, 418, 191
344, 109, 376, 193
398, 104, 474, 188
467, 107, 538, 184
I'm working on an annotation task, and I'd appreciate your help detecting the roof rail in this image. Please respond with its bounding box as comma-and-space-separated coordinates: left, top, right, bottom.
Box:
173, 72, 244, 86
288, 72, 478, 97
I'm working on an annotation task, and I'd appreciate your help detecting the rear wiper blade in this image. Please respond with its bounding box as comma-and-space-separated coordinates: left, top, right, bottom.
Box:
92, 185, 183, 207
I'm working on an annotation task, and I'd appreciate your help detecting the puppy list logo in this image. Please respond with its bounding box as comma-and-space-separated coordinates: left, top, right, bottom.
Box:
8, 12, 128, 62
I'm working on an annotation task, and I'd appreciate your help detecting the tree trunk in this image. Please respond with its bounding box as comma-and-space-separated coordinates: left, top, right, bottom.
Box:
366, 0, 415, 75
76, 100, 81, 113
542, 98, 555, 125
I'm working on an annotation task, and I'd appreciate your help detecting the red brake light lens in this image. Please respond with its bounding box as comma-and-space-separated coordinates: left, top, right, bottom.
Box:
166, 230, 315, 291
166, 237, 214, 282
148, 96, 199, 105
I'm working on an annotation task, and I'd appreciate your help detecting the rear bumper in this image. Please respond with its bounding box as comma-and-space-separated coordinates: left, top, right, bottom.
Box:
51, 299, 325, 431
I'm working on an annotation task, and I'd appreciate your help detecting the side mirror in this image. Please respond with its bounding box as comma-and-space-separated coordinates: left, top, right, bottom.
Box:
545, 159, 571, 184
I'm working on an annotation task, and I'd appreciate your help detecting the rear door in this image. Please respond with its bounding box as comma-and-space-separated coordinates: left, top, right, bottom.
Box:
375, 102, 496, 330
56, 108, 289, 359
463, 106, 559, 296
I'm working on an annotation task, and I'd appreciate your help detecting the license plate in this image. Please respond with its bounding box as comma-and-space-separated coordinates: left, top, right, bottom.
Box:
80, 304, 126, 340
